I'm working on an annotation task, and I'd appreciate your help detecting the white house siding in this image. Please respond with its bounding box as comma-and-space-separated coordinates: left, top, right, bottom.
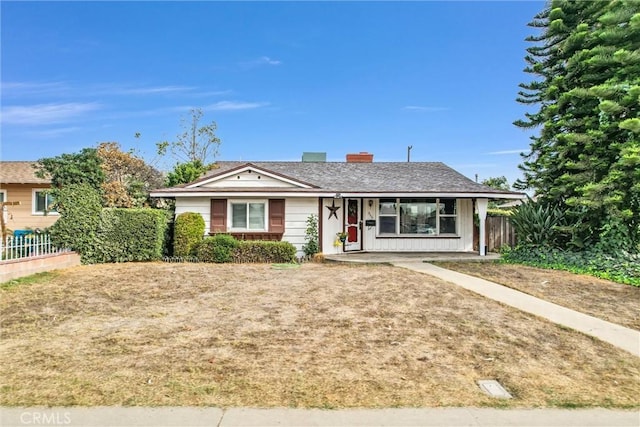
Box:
175, 196, 318, 257
321, 197, 345, 254
201, 170, 298, 188
282, 197, 319, 257
361, 198, 474, 252
174, 197, 212, 234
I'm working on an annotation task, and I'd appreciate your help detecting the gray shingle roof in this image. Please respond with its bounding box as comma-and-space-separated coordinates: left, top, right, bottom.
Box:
155, 161, 521, 196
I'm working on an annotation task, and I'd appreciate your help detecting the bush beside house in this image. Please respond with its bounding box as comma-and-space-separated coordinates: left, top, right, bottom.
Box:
93, 208, 168, 263
196, 234, 297, 264
173, 212, 205, 257
50, 184, 169, 264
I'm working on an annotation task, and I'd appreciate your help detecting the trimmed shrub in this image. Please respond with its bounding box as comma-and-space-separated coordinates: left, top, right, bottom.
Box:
92, 208, 169, 263
173, 212, 205, 257
49, 184, 103, 263
196, 234, 239, 263
232, 240, 297, 263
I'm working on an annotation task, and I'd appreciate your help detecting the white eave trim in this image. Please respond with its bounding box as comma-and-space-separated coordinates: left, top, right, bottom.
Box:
151, 191, 526, 199
186, 165, 314, 189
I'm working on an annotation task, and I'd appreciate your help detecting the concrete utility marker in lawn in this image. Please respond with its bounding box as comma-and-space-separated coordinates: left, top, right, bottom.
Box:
393, 262, 640, 357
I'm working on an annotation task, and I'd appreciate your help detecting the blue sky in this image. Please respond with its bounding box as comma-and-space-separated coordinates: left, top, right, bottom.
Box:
1, 1, 544, 186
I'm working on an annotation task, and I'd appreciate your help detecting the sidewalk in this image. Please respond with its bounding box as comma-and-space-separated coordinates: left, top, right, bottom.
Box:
2, 407, 639, 426
393, 262, 640, 357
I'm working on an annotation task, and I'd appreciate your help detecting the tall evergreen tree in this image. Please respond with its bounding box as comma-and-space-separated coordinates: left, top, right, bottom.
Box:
515, 0, 640, 250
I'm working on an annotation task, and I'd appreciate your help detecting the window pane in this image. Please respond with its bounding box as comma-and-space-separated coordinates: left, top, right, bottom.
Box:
439, 217, 456, 234
399, 199, 418, 234
248, 203, 265, 230
231, 204, 247, 228
400, 198, 437, 234
46, 194, 57, 213
35, 192, 47, 212
379, 216, 396, 234
0, 192, 4, 203
379, 199, 396, 215
439, 199, 456, 215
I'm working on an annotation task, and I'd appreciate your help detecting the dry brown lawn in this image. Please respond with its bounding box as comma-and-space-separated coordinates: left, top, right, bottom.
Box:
1, 262, 639, 408
434, 262, 640, 330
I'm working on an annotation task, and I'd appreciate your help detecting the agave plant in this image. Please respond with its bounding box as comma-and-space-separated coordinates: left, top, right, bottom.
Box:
509, 198, 564, 248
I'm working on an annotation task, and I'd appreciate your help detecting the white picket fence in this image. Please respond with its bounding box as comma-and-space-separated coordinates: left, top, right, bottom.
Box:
1, 233, 68, 261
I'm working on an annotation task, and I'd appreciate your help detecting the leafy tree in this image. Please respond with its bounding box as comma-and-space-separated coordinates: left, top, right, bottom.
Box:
165, 159, 210, 187
515, 0, 640, 250
96, 142, 164, 207
35, 148, 105, 189
481, 176, 510, 191
157, 108, 221, 165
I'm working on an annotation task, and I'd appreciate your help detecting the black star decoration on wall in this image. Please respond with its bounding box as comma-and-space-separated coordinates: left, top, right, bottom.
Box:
327, 200, 340, 219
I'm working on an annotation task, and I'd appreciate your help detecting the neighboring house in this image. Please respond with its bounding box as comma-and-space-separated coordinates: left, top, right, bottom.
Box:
151, 152, 524, 257
0, 161, 58, 233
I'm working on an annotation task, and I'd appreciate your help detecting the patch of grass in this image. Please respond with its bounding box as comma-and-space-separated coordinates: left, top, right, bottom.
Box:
1, 263, 639, 408
434, 262, 640, 330
1, 271, 58, 290
271, 263, 300, 270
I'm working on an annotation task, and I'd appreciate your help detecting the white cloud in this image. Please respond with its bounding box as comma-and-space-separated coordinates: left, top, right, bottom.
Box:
259, 56, 281, 65
205, 101, 269, 111
1, 81, 69, 97
240, 56, 282, 68
487, 149, 528, 155
25, 127, 82, 138
105, 85, 195, 95
1, 102, 101, 125
402, 105, 449, 112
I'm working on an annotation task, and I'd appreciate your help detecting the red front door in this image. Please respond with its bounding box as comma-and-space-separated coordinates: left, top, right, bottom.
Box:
344, 198, 362, 251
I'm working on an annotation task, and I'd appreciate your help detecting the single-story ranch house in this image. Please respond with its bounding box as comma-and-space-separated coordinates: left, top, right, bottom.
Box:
151, 152, 524, 257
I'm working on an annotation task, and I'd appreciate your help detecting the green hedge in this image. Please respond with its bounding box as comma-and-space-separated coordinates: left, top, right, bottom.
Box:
173, 212, 205, 257
232, 240, 297, 263
91, 208, 169, 263
49, 183, 103, 263
196, 234, 240, 263
195, 235, 297, 263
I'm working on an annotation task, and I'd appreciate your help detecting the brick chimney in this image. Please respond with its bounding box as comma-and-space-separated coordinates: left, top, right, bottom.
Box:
346, 152, 374, 163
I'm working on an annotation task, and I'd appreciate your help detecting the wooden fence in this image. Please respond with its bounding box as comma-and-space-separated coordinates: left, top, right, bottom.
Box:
486, 216, 516, 251
474, 216, 517, 252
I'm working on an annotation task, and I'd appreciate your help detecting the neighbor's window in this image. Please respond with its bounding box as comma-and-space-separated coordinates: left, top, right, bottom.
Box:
33, 189, 57, 215
379, 198, 456, 236
230, 201, 266, 230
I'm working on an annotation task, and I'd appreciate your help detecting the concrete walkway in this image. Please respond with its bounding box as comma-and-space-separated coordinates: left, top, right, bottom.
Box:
2, 407, 639, 426
393, 262, 640, 357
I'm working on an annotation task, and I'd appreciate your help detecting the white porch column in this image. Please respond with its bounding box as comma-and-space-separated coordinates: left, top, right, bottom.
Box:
476, 198, 488, 256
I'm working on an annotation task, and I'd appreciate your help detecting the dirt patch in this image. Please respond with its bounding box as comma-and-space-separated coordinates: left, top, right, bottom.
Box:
1, 262, 639, 408
435, 262, 640, 330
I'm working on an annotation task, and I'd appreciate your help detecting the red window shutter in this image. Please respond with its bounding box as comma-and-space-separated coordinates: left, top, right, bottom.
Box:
269, 199, 285, 233
210, 199, 227, 233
